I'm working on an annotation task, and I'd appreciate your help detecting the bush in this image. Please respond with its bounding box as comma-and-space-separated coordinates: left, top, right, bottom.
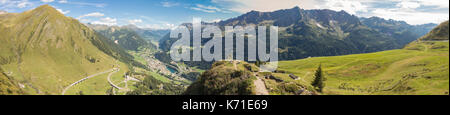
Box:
184, 65, 255, 95
126, 73, 185, 95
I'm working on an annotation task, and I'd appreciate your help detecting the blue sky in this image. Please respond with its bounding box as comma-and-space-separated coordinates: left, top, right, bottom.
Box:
1, 0, 449, 29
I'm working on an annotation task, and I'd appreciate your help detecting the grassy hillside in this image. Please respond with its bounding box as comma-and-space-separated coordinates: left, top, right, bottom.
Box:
420, 20, 449, 41
0, 5, 130, 94
183, 41, 448, 95
126, 72, 186, 95
278, 41, 449, 95
0, 68, 24, 95
184, 61, 317, 95
184, 61, 257, 95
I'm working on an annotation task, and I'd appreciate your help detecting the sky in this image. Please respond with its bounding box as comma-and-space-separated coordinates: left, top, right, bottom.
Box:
1, 0, 449, 29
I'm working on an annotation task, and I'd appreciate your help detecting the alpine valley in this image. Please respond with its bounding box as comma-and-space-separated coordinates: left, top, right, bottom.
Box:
0, 4, 448, 95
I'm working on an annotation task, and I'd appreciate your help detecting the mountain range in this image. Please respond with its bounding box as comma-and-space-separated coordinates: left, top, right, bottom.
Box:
121, 24, 170, 42
159, 7, 437, 62
87, 24, 158, 52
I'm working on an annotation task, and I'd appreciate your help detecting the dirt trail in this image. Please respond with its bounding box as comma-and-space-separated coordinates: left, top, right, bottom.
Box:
233, 60, 269, 95
254, 77, 269, 95
233, 61, 238, 70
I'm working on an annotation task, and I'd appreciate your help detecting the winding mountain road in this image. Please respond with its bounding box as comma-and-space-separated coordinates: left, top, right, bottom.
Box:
62, 68, 117, 95
107, 68, 123, 90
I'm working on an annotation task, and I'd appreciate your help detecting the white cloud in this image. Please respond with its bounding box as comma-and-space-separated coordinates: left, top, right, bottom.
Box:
17, 0, 32, 8
0, 0, 33, 10
161, 1, 179, 7
77, 12, 104, 19
203, 18, 223, 23
56, 8, 69, 14
140, 23, 176, 30
191, 7, 215, 13
415, 0, 449, 9
211, 0, 368, 14
91, 17, 117, 26
320, 0, 368, 14
369, 8, 448, 25
137, 15, 178, 29
191, 4, 230, 13
356, 0, 448, 25
128, 19, 143, 25
319, 0, 448, 24
40, 0, 54, 3
57, 1, 106, 7
58, 0, 67, 4
396, 1, 421, 9
76, 12, 118, 26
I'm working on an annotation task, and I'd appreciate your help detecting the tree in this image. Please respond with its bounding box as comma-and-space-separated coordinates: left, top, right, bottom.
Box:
311, 65, 326, 92
78, 91, 84, 95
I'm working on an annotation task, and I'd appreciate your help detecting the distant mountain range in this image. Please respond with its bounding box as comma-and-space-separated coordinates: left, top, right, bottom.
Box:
160, 6, 437, 61
87, 24, 158, 52
360, 17, 437, 45
121, 24, 170, 42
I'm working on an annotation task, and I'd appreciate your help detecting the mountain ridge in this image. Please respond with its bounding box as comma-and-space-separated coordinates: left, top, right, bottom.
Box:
158, 6, 436, 69
360, 16, 437, 45
0, 5, 132, 94
87, 23, 158, 52
419, 20, 449, 41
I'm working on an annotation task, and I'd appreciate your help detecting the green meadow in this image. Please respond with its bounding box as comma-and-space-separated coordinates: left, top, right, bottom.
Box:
278, 41, 449, 95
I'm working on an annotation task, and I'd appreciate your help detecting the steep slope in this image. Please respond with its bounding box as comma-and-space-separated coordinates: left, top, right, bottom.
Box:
419, 20, 449, 41
0, 68, 24, 95
0, 5, 131, 94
